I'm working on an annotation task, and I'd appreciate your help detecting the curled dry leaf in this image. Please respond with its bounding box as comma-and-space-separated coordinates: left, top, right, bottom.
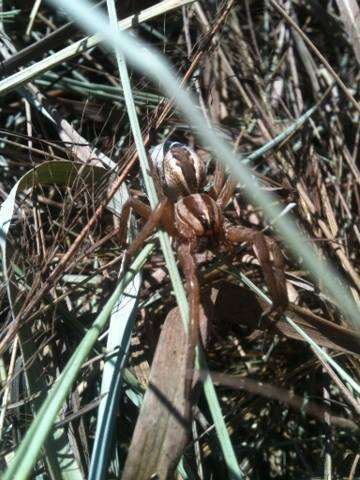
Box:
214, 283, 360, 355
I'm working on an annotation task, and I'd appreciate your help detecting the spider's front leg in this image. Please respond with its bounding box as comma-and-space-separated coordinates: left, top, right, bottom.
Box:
118, 196, 173, 266
225, 225, 288, 317
176, 242, 201, 405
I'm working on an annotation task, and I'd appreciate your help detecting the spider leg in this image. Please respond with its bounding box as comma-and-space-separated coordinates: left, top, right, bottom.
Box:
225, 226, 288, 316
119, 197, 171, 266
177, 242, 200, 403
118, 198, 151, 245
213, 161, 226, 197
209, 162, 237, 210
217, 176, 237, 210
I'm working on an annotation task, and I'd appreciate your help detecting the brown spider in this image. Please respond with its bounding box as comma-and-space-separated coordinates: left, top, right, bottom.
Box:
120, 140, 288, 395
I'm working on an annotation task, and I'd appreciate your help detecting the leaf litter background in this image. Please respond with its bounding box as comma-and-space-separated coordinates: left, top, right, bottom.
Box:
0, 0, 360, 479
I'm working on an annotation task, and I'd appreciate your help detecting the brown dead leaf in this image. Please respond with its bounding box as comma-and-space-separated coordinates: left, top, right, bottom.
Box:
122, 307, 189, 480
214, 282, 360, 355
122, 298, 212, 480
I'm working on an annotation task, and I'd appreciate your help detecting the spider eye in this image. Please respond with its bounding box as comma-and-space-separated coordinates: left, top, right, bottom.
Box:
200, 213, 211, 229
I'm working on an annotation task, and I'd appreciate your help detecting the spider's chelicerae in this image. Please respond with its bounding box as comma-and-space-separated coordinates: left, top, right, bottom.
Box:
120, 140, 288, 393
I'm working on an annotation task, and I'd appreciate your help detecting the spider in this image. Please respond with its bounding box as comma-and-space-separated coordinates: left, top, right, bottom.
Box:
119, 140, 288, 396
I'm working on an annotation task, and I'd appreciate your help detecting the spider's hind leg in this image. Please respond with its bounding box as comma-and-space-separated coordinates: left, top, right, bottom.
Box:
225, 225, 288, 318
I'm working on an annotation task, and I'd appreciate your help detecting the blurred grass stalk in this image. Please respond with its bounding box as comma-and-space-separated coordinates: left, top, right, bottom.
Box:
98, 2, 243, 479
47, 0, 359, 328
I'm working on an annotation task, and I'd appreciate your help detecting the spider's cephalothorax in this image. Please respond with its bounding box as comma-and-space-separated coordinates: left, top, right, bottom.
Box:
175, 193, 223, 240
152, 142, 223, 242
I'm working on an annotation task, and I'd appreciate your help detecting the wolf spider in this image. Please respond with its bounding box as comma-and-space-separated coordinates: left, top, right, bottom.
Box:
120, 141, 288, 394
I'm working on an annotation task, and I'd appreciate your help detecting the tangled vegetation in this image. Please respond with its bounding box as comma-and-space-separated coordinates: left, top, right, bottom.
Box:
0, 0, 359, 478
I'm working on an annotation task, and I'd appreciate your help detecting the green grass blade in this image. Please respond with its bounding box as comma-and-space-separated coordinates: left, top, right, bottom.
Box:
2, 242, 154, 480
0, 160, 140, 479
0, 161, 111, 479
89, 161, 141, 480
0, 0, 195, 97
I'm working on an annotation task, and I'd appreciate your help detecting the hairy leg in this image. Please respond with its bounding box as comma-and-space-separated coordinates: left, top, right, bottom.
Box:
225, 225, 288, 315
119, 197, 170, 266
176, 242, 200, 405
213, 161, 226, 197
209, 162, 237, 209
217, 176, 237, 209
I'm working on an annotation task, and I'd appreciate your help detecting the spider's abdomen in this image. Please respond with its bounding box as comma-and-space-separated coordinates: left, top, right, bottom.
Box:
175, 193, 223, 239
151, 142, 206, 200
